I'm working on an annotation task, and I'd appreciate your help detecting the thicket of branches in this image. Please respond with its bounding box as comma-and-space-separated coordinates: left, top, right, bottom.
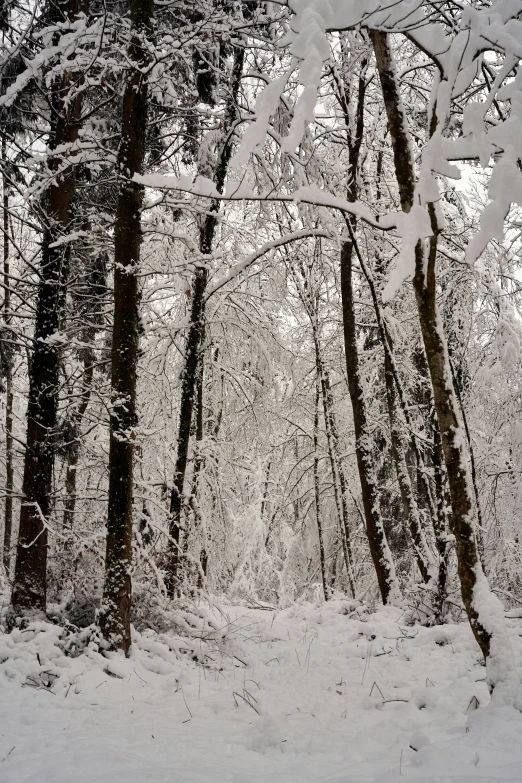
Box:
1, 0, 522, 704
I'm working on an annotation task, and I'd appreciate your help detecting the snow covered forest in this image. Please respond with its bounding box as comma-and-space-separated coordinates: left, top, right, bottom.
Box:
2, 1, 522, 780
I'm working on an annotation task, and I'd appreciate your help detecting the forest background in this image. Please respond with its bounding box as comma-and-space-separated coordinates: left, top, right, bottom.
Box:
0, 0, 522, 706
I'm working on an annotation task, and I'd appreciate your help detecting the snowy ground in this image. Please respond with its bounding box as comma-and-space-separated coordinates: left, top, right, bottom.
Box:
1, 600, 522, 782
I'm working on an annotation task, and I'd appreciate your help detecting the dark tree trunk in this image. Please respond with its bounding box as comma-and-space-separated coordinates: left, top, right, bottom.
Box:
260, 460, 271, 523
63, 248, 105, 530
347, 151, 437, 585
334, 51, 400, 604
370, 29, 499, 664
167, 47, 245, 594
340, 240, 401, 605
409, 341, 452, 617
291, 253, 355, 595
2, 135, 13, 575
192, 362, 207, 586
10, 0, 88, 616
62, 358, 93, 530
99, 0, 153, 653
168, 265, 208, 589
321, 367, 356, 596
315, 347, 355, 596
350, 226, 436, 583
192, 360, 204, 489
450, 356, 485, 563
200, 347, 223, 580
313, 376, 328, 601
384, 346, 431, 582
432, 412, 450, 618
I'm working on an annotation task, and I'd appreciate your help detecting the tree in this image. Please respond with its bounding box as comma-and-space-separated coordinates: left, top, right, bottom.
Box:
369, 26, 518, 698
98, 0, 154, 653
9, 0, 89, 617
166, 39, 246, 594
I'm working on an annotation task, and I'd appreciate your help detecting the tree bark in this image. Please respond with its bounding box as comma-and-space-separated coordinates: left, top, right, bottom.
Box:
317, 351, 355, 596
62, 358, 93, 530
384, 345, 432, 582
431, 411, 450, 618
450, 355, 485, 564
191, 361, 208, 585
335, 49, 400, 604
313, 375, 328, 601
10, 0, 88, 616
99, 0, 153, 653
291, 252, 356, 595
63, 248, 105, 531
2, 135, 13, 575
349, 144, 437, 585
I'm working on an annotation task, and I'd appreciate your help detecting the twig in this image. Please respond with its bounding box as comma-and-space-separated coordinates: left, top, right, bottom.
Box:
181, 687, 192, 722
1, 746, 15, 762
369, 681, 384, 700
383, 699, 409, 704
133, 667, 148, 684
233, 691, 260, 714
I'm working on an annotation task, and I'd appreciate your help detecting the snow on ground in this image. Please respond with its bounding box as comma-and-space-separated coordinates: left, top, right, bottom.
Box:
1, 599, 522, 782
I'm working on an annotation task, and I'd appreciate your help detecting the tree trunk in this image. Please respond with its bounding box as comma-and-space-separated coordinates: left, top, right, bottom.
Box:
321, 367, 357, 595
317, 352, 355, 596
292, 250, 356, 595
340, 240, 401, 605
431, 412, 450, 619
167, 47, 245, 594
167, 265, 208, 591
371, 31, 518, 689
313, 376, 328, 601
334, 49, 400, 604
2, 135, 13, 575
384, 345, 432, 582
62, 358, 93, 530
260, 459, 271, 523
63, 246, 105, 531
99, 0, 153, 653
192, 361, 208, 586
10, 0, 87, 617
450, 356, 485, 564
348, 156, 437, 586
410, 345, 449, 580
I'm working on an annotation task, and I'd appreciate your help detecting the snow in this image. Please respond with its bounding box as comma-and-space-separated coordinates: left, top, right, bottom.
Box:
206, 230, 329, 299
232, 70, 293, 167
472, 567, 522, 710
134, 175, 391, 230
382, 207, 433, 303
1, 600, 522, 782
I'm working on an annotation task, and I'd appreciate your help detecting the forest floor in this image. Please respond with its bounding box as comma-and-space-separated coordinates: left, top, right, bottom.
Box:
1, 598, 522, 782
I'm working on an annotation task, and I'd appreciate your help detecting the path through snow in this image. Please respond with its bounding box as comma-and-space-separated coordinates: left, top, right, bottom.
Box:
1, 600, 522, 782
